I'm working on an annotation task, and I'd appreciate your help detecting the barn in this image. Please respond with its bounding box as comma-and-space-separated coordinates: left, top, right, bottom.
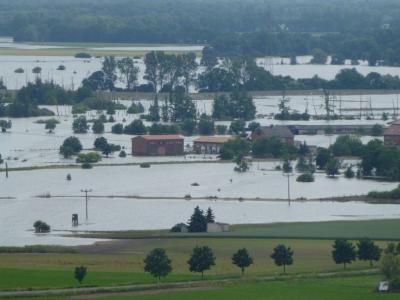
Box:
131, 135, 184, 156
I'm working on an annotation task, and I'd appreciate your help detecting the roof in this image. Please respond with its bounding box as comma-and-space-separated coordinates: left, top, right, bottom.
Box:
384, 123, 400, 136
389, 119, 400, 126
193, 136, 233, 144
256, 125, 294, 138
132, 135, 183, 140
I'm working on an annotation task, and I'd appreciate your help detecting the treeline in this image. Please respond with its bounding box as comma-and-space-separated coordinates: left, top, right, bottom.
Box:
211, 28, 400, 66
1, 0, 400, 43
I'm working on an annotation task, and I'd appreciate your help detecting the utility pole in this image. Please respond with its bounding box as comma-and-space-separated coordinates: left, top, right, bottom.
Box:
283, 173, 294, 206
80, 189, 92, 221
5, 163, 8, 178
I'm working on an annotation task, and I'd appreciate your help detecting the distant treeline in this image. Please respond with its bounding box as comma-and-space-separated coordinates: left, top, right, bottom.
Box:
210, 29, 400, 66
1, 0, 400, 45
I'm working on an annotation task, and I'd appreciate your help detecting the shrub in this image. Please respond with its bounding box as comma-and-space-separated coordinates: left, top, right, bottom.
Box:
74, 53, 91, 59
81, 162, 93, 169
76, 152, 101, 163
296, 173, 315, 182
33, 221, 50, 233
140, 163, 151, 168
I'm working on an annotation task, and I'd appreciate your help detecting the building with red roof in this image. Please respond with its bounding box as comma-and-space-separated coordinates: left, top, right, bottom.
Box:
131, 135, 184, 156
384, 120, 400, 146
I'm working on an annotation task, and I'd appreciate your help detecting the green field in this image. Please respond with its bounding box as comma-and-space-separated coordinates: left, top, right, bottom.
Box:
0, 237, 390, 291
79, 219, 400, 240
76, 276, 400, 300
0, 220, 398, 297
2, 276, 397, 300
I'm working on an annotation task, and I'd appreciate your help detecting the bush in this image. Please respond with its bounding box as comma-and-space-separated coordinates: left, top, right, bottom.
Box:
75, 53, 91, 59
111, 123, 124, 134
76, 152, 101, 163
81, 162, 93, 169
33, 221, 50, 233
119, 150, 127, 158
296, 173, 315, 182
140, 163, 151, 168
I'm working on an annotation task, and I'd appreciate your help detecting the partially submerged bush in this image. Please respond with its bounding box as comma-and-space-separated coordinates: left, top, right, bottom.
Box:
33, 220, 50, 233
296, 173, 315, 182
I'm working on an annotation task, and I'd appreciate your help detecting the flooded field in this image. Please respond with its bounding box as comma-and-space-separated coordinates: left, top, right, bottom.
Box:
1, 53, 400, 90
1, 163, 399, 246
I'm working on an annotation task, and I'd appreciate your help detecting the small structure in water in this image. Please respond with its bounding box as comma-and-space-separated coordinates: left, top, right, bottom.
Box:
72, 214, 79, 227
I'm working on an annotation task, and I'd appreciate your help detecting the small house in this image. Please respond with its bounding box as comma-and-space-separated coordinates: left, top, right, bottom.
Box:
384, 120, 400, 146
207, 222, 230, 233
132, 135, 184, 156
251, 125, 294, 145
193, 136, 233, 154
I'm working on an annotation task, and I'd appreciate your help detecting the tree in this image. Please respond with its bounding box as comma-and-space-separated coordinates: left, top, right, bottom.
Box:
232, 248, 253, 275
72, 116, 89, 133
220, 138, 250, 160
168, 91, 196, 122
144, 51, 168, 92
247, 121, 260, 132
201, 46, 218, 69
381, 253, 400, 283
188, 246, 216, 279
92, 119, 104, 134
33, 220, 50, 233
94, 137, 108, 151
148, 95, 160, 122
282, 158, 293, 173
111, 123, 124, 134
371, 124, 384, 136
117, 57, 139, 90
188, 206, 207, 233
332, 239, 356, 269
82, 71, 107, 91
344, 166, 355, 178
310, 48, 328, 64
357, 238, 381, 266
205, 207, 215, 224
124, 119, 147, 135
44, 119, 57, 133
270, 244, 294, 273
198, 114, 214, 135
60, 137, 82, 158
74, 266, 87, 284
181, 52, 198, 92
229, 120, 246, 135
102, 56, 117, 90
326, 158, 340, 177
144, 248, 172, 283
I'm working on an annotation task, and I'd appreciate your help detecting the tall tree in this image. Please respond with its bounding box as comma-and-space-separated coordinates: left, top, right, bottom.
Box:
180, 52, 198, 92
144, 248, 172, 283
188, 246, 216, 279
232, 248, 253, 275
201, 46, 218, 69
357, 238, 382, 266
117, 57, 139, 90
74, 266, 87, 284
270, 244, 294, 273
102, 56, 117, 90
332, 239, 356, 269
188, 206, 207, 233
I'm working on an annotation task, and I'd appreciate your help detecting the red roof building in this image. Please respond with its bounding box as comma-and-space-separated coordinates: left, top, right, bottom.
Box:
384, 120, 400, 146
132, 135, 184, 156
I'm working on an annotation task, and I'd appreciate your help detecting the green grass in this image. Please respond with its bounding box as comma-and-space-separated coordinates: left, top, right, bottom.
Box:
228, 219, 400, 240
0, 238, 388, 291
79, 219, 400, 240
2, 275, 398, 300
0, 268, 201, 291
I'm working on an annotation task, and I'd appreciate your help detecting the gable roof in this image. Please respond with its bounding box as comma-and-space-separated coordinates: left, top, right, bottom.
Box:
194, 136, 233, 144
384, 123, 400, 136
132, 135, 183, 140
256, 125, 294, 138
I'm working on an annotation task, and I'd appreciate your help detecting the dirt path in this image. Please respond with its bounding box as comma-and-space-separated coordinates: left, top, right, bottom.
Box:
0, 269, 379, 298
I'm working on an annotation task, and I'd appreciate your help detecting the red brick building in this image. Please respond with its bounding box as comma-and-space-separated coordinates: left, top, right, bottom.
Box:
251, 125, 294, 145
132, 135, 184, 156
384, 121, 400, 146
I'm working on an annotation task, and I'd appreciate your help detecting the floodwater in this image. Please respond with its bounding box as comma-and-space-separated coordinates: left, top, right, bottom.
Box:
1, 163, 399, 246
1, 54, 400, 89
